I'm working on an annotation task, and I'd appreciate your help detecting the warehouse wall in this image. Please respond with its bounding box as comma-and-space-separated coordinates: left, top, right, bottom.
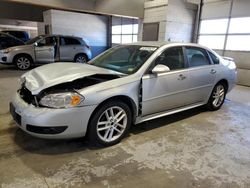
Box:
42, 10, 109, 57
166, 0, 197, 42
0, 0, 145, 21
142, 0, 197, 42
143, 0, 168, 41
201, 0, 250, 86
224, 51, 250, 86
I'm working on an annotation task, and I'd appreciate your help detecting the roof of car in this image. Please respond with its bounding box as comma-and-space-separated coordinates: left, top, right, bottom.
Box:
40, 34, 82, 39
127, 41, 170, 47
124, 41, 211, 50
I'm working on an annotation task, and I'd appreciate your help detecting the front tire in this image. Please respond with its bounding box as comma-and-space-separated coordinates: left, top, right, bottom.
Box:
14, 55, 32, 70
88, 101, 132, 146
206, 83, 226, 111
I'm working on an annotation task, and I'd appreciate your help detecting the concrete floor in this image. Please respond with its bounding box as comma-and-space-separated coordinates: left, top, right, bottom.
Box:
1, 64, 250, 188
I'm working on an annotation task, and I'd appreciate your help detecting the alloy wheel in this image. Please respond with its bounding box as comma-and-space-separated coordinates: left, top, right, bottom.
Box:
212, 84, 225, 108
76, 56, 87, 63
16, 57, 30, 70
96, 106, 127, 143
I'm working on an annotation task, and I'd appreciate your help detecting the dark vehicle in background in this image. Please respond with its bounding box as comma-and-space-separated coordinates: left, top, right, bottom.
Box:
2, 30, 30, 42
0, 32, 24, 50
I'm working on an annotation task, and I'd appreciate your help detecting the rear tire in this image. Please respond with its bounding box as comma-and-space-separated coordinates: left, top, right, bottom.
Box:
88, 101, 132, 147
14, 55, 32, 70
75, 54, 87, 63
206, 83, 226, 111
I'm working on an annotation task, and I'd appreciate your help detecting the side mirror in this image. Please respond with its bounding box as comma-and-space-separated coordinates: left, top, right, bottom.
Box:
34, 42, 38, 47
151, 64, 170, 74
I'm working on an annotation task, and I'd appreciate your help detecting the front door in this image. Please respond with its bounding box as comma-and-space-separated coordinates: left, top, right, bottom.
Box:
35, 36, 56, 63
142, 47, 191, 116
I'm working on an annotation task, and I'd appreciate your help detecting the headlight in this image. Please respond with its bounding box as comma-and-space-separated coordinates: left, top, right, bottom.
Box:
39, 92, 84, 108
3, 48, 12, 53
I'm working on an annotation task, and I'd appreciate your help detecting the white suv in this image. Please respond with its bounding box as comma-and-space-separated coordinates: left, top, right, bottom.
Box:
0, 35, 92, 70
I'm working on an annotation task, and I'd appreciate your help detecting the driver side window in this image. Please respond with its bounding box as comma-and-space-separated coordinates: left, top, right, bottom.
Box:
38, 37, 56, 47
155, 47, 185, 71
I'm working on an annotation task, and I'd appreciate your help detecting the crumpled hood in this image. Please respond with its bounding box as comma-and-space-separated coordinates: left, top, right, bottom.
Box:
22, 63, 122, 95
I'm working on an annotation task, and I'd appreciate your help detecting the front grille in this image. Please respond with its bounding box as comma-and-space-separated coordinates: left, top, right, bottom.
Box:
19, 86, 38, 106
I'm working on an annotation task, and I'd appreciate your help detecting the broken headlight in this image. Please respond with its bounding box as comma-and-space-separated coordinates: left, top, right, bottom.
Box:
39, 92, 84, 108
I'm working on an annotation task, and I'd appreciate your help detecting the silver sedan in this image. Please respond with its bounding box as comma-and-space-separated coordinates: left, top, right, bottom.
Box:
10, 42, 237, 146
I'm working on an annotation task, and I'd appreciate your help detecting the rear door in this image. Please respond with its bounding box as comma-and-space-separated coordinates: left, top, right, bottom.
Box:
185, 46, 217, 104
59, 37, 82, 61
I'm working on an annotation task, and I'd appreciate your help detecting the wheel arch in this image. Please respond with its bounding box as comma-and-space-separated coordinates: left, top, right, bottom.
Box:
86, 95, 138, 134
216, 79, 229, 92
13, 53, 34, 64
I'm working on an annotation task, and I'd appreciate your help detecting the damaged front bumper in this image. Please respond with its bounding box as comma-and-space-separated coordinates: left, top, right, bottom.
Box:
10, 92, 97, 139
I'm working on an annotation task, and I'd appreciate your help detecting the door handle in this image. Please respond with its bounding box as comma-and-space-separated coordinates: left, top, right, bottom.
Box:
210, 69, 217, 74
178, 74, 186, 80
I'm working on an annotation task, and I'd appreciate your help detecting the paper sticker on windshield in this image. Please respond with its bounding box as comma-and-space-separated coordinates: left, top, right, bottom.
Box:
128, 68, 134, 72
140, 47, 157, 51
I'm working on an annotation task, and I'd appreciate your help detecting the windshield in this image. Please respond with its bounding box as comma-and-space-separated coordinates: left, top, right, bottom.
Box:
25, 36, 43, 45
90, 45, 158, 74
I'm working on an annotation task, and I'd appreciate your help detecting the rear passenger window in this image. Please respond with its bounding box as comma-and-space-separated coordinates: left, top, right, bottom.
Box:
155, 47, 185, 71
208, 51, 220, 64
61, 37, 81, 45
186, 47, 210, 67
